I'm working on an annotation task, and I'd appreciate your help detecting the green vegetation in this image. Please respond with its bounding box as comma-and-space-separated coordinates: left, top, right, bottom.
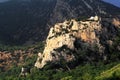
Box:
0, 60, 120, 80
0, 41, 45, 53
0, 33, 120, 80
96, 64, 120, 80
0, 28, 120, 80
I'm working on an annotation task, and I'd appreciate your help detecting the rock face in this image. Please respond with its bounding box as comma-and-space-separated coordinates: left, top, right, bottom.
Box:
35, 16, 120, 68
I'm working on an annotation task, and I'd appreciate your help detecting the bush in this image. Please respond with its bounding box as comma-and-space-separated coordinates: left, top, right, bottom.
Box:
61, 76, 72, 80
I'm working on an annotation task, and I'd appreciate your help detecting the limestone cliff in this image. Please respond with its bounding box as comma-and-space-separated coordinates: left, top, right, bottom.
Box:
35, 16, 120, 68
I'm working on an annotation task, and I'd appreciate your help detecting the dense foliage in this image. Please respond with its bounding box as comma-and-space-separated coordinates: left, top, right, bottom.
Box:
0, 60, 120, 80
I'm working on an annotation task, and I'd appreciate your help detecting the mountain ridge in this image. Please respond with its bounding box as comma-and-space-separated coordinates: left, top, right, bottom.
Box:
0, 0, 120, 45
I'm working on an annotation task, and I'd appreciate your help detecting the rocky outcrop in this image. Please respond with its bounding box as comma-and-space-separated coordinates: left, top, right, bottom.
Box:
35, 16, 120, 68
112, 18, 120, 28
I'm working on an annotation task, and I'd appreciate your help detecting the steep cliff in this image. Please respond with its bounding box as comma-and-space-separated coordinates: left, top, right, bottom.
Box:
35, 16, 120, 68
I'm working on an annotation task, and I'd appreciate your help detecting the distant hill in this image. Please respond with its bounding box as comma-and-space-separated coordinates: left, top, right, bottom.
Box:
0, 0, 120, 45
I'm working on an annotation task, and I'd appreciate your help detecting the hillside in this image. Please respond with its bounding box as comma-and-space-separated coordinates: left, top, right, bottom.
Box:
96, 64, 120, 80
0, 0, 120, 80
0, 0, 120, 45
0, 16, 120, 80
